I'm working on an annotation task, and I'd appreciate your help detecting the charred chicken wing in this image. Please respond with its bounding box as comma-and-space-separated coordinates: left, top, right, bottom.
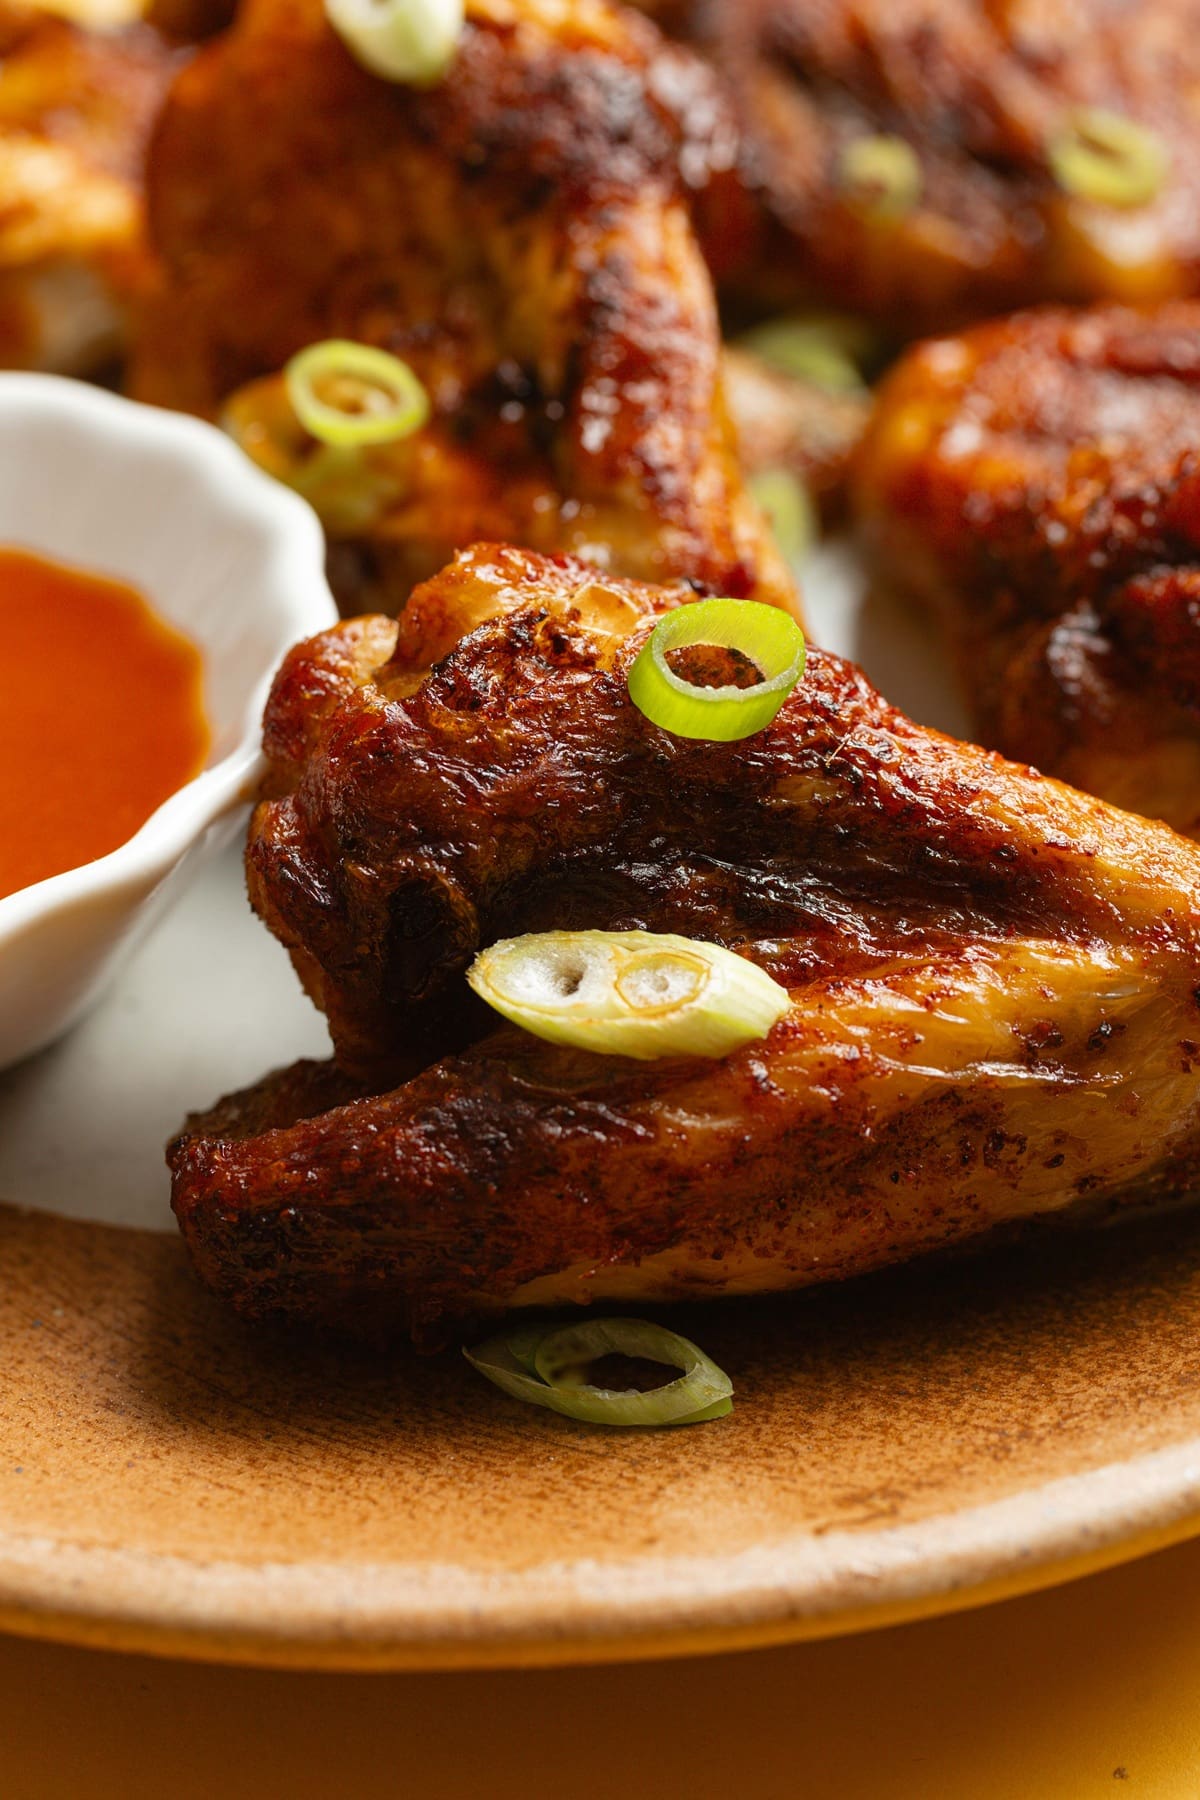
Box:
855, 300, 1200, 835
0, 5, 179, 371
170, 545, 1200, 1343
131, 0, 795, 614
632, 0, 1200, 332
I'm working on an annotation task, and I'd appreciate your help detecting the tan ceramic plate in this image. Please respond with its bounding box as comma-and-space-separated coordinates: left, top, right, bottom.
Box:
3, 549, 1200, 1671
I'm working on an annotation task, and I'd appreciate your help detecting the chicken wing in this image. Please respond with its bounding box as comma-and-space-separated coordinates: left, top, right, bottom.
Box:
130, 0, 796, 614
170, 544, 1200, 1343
631, 0, 1200, 333
0, 5, 180, 372
854, 300, 1200, 835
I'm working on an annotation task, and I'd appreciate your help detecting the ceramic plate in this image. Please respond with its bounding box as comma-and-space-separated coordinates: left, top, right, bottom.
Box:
4, 547, 1200, 1671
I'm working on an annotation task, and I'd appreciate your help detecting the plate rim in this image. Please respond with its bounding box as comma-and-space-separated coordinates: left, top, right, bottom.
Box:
3, 1437, 1199, 1670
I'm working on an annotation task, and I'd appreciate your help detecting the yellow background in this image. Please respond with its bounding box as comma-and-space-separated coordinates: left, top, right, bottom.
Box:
5, 1537, 1200, 1796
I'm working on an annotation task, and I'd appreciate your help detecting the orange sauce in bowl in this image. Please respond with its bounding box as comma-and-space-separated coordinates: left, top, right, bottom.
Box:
0, 548, 210, 902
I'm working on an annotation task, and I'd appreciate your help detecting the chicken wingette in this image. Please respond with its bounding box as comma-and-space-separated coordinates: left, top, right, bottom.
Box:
854, 300, 1200, 836
170, 545, 1200, 1345
131, 0, 796, 615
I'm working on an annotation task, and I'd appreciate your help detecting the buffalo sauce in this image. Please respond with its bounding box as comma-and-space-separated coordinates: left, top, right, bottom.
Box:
0, 547, 210, 901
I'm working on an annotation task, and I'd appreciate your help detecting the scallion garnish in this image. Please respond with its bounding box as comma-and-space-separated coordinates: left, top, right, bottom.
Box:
1049, 109, 1168, 209
464, 1318, 734, 1427
222, 373, 407, 531
325, 0, 463, 85
750, 468, 817, 569
738, 313, 872, 393
284, 340, 430, 449
838, 134, 922, 220
627, 597, 805, 742
467, 928, 790, 1060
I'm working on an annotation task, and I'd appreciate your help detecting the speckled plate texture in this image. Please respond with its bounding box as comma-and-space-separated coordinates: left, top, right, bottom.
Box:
3, 547, 1199, 1670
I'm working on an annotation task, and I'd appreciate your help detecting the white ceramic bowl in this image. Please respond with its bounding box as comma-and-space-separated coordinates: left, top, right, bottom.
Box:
0, 375, 337, 1070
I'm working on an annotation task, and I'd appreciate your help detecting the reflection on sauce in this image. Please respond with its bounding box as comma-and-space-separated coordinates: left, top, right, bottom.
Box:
0, 548, 210, 902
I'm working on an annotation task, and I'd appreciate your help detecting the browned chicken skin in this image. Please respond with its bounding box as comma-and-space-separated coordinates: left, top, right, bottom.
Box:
632, 0, 1200, 331
0, 6, 181, 371
854, 300, 1200, 835
144, 0, 235, 39
130, 0, 797, 614
171, 544, 1200, 1344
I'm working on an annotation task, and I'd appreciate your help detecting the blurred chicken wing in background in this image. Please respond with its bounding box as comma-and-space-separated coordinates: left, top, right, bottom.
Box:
0, 3, 179, 371
131, 0, 799, 615
632, 0, 1200, 336
854, 300, 1200, 835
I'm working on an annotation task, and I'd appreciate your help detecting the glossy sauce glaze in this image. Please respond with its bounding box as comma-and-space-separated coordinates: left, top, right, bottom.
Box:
0, 547, 209, 902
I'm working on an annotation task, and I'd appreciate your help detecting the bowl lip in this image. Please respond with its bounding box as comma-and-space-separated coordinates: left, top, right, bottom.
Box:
0, 373, 338, 945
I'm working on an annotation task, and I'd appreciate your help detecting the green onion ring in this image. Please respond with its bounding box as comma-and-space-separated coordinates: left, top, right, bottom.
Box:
284, 340, 430, 449
500, 1323, 550, 1378
627, 597, 806, 742
750, 468, 818, 569
464, 1318, 734, 1428
223, 371, 411, 532
325, 0, 463, 85
468, 928, 790, 1061
737, 313, 873, 392
1049, 108, 1168, 209
838, 134, 923, 220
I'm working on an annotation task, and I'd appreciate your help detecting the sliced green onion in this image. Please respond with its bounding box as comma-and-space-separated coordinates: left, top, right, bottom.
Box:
838, 134, 922, 220
627, 597, 805, 742
737, 313, 873, 392
468, 928, 790, 1061
501, 1323, 550, 1378
325, 0, 463, 84
222, 374, 407, 532
284, 340, 430, 448
750, 468, 817, 568
1049, 108, 1168, 209
464, 1318, 734, 1427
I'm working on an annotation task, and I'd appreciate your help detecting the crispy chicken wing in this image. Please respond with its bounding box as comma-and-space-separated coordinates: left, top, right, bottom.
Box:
130, 0, 796, 614
170, 544, 1200, 1343
854, 300, 1200, 835
0, 5, 179, 371
632, 0, 1200, 332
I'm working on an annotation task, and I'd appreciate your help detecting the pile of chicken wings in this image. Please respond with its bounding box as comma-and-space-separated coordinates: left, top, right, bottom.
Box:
21, 0, 1200, 1336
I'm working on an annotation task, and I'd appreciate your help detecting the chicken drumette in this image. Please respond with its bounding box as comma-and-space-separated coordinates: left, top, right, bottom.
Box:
170, 545, 1200, 1343
632, 0, 1200, 333
854, 300, 1200, 835
131, 0, 798, 614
